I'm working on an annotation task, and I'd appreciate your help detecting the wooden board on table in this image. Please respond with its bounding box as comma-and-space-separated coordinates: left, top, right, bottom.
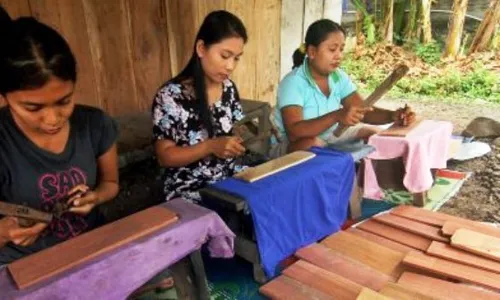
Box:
402, 251, 500, 291
296, 243, 392, 291
356, 287, 391, 300
398, 272, 500, 300
374, 213, 449, 243
8, 206, 178, 289
390, 205, 478, 228
283, 260, 363, 299
379, 119, 423, 137
356, 219, 432, 251
451, 228, 500, 262
234, 151, 315, 183
379, 282, 438, 300
348, 227, 417, 254
441, 220, 500, 239
259, 275, 332, 300
427, 241, 500, 274
321, 231, 405, 279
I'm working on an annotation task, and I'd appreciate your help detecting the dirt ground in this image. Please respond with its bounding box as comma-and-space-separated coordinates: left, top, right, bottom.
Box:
378, 98, 500, 222
106, 98, 500, 223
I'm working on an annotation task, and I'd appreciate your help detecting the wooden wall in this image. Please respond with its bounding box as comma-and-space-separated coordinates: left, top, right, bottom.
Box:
0, 0, 281, 115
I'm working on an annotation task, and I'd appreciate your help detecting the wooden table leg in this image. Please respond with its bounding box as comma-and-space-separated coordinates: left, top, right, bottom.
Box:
349, 171, 363, 220
170, 249, 210, 300
413, 192, 427, 207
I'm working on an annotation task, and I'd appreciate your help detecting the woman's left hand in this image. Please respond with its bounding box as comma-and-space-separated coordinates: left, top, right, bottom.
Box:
392, 105, 416, 126
67, 185, 99, 215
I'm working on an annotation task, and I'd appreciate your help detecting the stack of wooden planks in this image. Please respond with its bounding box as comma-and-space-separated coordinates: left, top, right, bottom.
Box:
260, 205, 500, 299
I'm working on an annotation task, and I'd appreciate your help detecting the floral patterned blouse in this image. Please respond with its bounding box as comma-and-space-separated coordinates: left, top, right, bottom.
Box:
152, 79, 246, 203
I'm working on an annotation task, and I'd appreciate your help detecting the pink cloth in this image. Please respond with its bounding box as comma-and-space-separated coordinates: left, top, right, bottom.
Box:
364, 120, 453, 200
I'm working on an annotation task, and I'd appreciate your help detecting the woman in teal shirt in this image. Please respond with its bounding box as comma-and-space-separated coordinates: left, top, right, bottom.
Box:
271, 19, 415, 157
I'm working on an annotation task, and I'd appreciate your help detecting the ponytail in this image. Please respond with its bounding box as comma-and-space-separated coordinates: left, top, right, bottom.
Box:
0, 5, 12, 36
291, 19, 346, 69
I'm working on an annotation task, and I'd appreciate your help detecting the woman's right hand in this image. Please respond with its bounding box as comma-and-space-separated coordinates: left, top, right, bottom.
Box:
0, 217, 47, 247
209, 136, 246, 159
338, 106, 373, 126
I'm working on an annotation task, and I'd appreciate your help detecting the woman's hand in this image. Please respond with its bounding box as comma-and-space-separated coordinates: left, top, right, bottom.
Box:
0, 217, 48, 247
392, 105, 416, 126
338, 106, 373, 126
209, 136, 246, 159
67, 185, 99, 216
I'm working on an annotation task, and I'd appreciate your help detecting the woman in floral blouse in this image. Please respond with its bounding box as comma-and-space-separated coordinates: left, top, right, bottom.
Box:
152, 10, 248, 203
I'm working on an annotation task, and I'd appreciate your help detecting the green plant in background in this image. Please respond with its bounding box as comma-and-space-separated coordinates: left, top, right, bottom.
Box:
352, 0, 377, 44
412, 41, 443, 65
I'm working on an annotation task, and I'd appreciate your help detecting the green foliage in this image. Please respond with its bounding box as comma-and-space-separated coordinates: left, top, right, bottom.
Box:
412, 41, 442, 65
342, 51, 500, 103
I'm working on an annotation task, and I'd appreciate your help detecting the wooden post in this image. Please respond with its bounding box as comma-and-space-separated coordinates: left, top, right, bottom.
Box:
280, 0, 305, 78
443, 0, 469, 60
323, 0, 343, 24
170, 249, 210, 300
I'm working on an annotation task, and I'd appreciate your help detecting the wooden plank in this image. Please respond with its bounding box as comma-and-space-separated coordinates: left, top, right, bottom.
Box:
390, 205, 476, 228
196, 0, 226, 25
321, 231, 405, 278
234, 151, 315, 182
441, 220, 500, 239
8, 206, 178, 289
82, 0, 138, 115
254, 0, 280, 104
374, 213, 449, 242
259, 275, 332, 300
296, 243, 393, 291
0, 0, 31, 18
29, 0, 100, 109
357, 219, 432, 251
165, 0, 198, 76
302, 0, 323, 39
451, 228, 500, 262
348, 228, 417, 254
356, 288, 391, 300
226, 0, 256, 99
283, 260, 362, 299
128, 0, 171, 112
427, 241, 500, 274
402, 251, 500, 291
398, 272, 500, 300
280, 0, 304, 78
379, 282, 438, 300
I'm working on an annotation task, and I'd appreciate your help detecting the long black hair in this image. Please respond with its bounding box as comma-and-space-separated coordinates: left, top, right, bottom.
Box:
292, 19, 345, 69
0, 5, 76, 96
171, 10, 247, 137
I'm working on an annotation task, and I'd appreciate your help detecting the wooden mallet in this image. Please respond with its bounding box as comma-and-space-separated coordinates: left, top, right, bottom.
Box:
333, 64, 410, 137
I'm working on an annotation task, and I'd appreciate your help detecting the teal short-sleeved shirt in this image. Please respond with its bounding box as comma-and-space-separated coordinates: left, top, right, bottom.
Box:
273, 59, 357, 142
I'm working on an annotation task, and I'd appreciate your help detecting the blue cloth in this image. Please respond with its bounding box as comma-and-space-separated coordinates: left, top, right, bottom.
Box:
272, 59, 357, 142
212, 147, 355, 277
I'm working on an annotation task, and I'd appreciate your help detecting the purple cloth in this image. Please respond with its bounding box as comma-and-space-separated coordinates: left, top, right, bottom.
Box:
0, 199, 235, 299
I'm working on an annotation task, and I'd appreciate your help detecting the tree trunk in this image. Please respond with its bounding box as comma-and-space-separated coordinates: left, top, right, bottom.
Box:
404, 0, 419, 41
382, 0, 394, 43
443, 0, 469, 60
420, 0, 433, 43
355, 9, 365, 45
394, 0, 406, 43
469, 0, 500, 53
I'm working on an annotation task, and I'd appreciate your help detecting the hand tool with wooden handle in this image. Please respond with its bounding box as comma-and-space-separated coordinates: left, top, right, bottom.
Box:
0, 201, 53, 227
333, 64, 410, 137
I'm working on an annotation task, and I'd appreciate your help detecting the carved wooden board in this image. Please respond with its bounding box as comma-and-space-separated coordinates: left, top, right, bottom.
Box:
379, 119, 423, 137
234, 151, 315, 183
8, 206, 178, 289
451, 228, 500, 262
